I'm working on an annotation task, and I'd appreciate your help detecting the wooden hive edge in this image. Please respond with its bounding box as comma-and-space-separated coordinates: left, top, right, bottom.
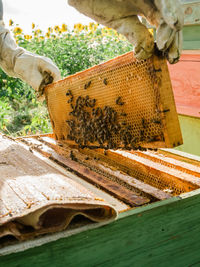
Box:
153, 56, 183, 147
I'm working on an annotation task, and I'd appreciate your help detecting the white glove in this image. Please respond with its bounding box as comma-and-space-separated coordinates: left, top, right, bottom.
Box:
152, 0, 184, 63
0, 21, 61, 93
68, 0, 184, 63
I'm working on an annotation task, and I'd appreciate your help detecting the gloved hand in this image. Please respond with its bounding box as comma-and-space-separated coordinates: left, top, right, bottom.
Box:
151, 0, 184, 63
0, 20, 61, 95
68, 0, 184, 63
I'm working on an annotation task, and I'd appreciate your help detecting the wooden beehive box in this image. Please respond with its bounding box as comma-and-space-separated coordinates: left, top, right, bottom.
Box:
1, 133, 200, 267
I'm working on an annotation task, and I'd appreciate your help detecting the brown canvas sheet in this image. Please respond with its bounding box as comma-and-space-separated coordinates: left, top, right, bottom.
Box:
0, 135, 117, 246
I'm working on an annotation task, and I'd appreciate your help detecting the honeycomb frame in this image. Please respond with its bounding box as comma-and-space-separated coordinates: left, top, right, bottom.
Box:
45, 52, 182, 149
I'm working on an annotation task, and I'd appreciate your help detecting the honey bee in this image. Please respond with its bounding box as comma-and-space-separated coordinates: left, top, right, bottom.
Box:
66, 90, 72, 96
68, 96, 74, 103
139, 147, 147, 151
142, 118, 147, 128
163, 109, 170, 113
88, 99, 96, 108
116, 97, 125, 105
103, 78, 108, 85
154, 68, 162, 72
70, 151, 77, 161
156, 108, 170, 113
84, 81, 92, 89
152, 119, 161, 124
103, 149, 108, 156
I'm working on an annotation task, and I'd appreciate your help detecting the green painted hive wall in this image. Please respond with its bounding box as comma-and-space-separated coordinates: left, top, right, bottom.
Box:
176, 115, 200, 156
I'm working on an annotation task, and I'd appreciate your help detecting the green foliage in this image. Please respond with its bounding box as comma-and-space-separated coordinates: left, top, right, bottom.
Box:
0, 23, 132, 136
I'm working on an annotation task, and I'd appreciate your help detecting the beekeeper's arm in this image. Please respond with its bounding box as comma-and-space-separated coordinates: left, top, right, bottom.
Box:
68, 0, 184, 64
0, 0, 61, 93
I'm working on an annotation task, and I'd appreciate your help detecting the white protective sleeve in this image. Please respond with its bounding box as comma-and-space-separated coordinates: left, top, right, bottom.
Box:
0, 20, 61, 92
68, 0, 184, 64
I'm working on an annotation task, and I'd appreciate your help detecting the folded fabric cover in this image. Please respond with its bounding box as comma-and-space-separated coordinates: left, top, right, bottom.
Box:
0, 134, 117, 246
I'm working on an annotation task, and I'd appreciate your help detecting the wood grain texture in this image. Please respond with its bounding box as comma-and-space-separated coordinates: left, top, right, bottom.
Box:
152, 55, 183, 147
1, 191, 200, 266
20, 137, 150, 207
36, 136, 172, 200
168, 53, 200, 118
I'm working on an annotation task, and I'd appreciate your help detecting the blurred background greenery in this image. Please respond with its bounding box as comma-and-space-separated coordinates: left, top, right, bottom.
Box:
0, 21, 133, 136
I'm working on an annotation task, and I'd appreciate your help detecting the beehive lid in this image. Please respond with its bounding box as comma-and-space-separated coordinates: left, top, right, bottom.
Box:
45, 52, 182, 150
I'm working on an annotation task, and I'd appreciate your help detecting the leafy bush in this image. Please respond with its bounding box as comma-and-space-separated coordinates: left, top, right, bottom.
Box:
0, 21, 132, 136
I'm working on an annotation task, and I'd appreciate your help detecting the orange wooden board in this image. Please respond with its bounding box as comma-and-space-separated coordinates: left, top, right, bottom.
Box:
168, 53, 200, 118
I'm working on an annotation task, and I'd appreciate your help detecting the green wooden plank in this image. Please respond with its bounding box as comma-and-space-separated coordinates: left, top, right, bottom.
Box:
183, 40, 200, 49
183, 25, 200, 49
183, 25, 200, 41
176, 115, 200, 157
1, 191, 200, 267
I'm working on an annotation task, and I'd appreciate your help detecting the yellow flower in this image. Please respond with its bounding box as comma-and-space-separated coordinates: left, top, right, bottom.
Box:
9, 19, 14, 26
34, 29, 42, 36
104, 26, 112, 31
101, 28, 108, 36
32, 23, 35, 29
61, 23, 67, 32
74, 23, 84, 32
113, 30, 118, 36
93, 23, 98, 31
48, 27, 53, 33
89, 22, 95, 30
45, 32, 50, 38
88, 22, 98, 32
13, 27, 23, 35
24, 34, 32, 40
54, 25, 60, 33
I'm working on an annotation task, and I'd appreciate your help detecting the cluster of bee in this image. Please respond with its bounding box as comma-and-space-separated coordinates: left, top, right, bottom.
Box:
65, 89, 160, 151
